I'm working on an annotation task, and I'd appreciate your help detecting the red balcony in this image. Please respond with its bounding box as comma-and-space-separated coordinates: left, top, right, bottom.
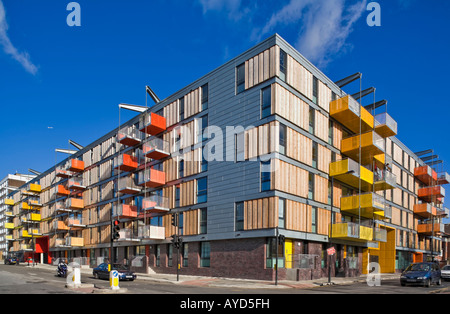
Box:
115, 154, 138, 172
418, 186, 445, 203
68, 159, 84, 172
417, 223, 445, 235
118, 126, 142, 147
138, 168, 165, 188
414, 166, 437, 186
140, 112, 166, 136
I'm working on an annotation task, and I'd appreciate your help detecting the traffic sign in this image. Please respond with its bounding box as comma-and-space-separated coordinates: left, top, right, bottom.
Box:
327, 247, 336, 256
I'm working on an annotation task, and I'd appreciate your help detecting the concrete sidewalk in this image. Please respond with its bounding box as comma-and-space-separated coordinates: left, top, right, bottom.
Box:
31, 263, 400, 290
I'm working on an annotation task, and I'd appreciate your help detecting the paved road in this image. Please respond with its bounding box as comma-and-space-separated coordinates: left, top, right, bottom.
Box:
1, 264, 449, 295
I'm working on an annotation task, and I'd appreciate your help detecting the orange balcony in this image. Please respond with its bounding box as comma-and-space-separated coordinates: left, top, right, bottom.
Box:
53, 220, 69, 231
66, 218, 86, 230
417, 223, 445, 235
118, 175, 141, 195
118, 126, 142, 147
418, 186, 445, 203
437, 172, 450, 185
57, 184, 70, 196
413, 203, 436, 218
66, 237, 84, 247
114, 203, 138, 219
414, 166, 437, 186
143, 137, 170, 160
68, 159, 84, 172
115, 154, 138, 172
341, 131, 384, 165
138, 168, 165, 188
66, 198, 84, 210
67, 177, 86, 190
140, 112, 166, 136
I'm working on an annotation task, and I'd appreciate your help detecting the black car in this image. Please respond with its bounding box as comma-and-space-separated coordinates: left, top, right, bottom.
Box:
4, 256, 19, 265
400, 262, 441, 287
93, 263, 136, 281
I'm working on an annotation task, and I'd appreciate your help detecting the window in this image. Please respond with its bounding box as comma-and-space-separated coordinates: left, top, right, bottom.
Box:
198, 115, 208, 143
312, 76, 318, 104
308, 173, 314, 200
279, 49, 287, 81
309, 107, 315, 134
179, 97, 185, 121
236, 64, 245, 94
328, 120, 333, 145
235, 202, 244, 231
311, 206, 318, 233
179, 213, 184, 235
279, 124, 286, 155
175, 185, 180, 208
201, 149, 208, 172
261, 161, 271, 191
179, 159, 184, 178
266, 238, 284, 268
235, 132, 245, 162
328, 181, 332, 205
261, 86, 272, 119
200, 208, 207, 234
201, 84, 208, 111
168, 244, 173, 267
279, 198, 285, 229
182, 243, 189, 267
312, 142, 318, 169
200, 242, 210, 267
197, 177, 207, 203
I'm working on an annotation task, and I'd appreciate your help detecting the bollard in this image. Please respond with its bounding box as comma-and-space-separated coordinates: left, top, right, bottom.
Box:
110, 270, 119, 290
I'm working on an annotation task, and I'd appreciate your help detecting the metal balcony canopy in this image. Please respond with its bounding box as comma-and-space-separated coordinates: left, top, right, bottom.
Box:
426, 160, 443, 166
28, 169, 41, 175
351, 87, 375, 100
421, 155, 439, 162
119, 103, 148, 113
415, 149, 433, 157
146, 86, 161, 104
334, 72, 362, 88
55, 148, 78, 155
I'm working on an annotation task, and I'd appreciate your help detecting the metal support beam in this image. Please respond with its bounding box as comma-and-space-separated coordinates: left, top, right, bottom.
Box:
118, 103, 148, 113
69, 140, 84, 150
421, 155, 439, 162
364, 99, 387, 111
28, 169, 41, 175
334, 72, 362, 88
146, 86, 161, 104
415, 149, 433, 157
351, 87, 375, 101
55, 148, 78, 155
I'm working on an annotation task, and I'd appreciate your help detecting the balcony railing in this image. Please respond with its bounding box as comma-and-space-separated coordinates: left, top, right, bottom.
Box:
341, 131, 385, 165
138, 225, 165, 240
66, 237, 84, 247
143, 137, 170, 160
418, 186, 445, 202
413, 203, 436, 218
117, 228, 140, 242
417, 222, 445, 235
113, 203, 138, 219
137, 168, 165, 188
66, 198, 84, 210
340, 192, 387, 219
56, 184, 70, 196
117, 175, 141, 195
329, 158, 373, 191
437, 172, 450, 185
141, 195, 170, 214
374, 112, 398, 138
53, 220, 70, 231
373, 169, 396, 191
118, 126, 143, 147
329, 222, 373, 242
67, 177, 86, 190
67, 159, 84, 172
414, 165, 437, 186
329, 95, 374, 134
114, 154, 138, 172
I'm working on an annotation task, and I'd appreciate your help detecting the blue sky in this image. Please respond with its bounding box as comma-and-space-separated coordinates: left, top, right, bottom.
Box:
1, 0, 450, 218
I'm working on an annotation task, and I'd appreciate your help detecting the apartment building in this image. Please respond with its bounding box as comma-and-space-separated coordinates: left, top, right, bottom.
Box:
5, 34, 449, 280
0, 173, 35, 260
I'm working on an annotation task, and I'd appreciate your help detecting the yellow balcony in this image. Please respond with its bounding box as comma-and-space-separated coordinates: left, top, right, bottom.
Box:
330, 95, 374, 134
329, 222, 373, 242
340, 193, 386, 219
374, 112, 397, 138
19, 202, 32, 210
5, 223, 15, 229
329, 158, 373, 191
27, 183, 41, 194
27, 213, 41, 221
5, 198, 14, 206
341, 131, 385, 165
21, 230, 32, 238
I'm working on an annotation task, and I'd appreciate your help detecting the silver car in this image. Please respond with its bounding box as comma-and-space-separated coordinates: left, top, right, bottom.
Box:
442, 265, 450, 281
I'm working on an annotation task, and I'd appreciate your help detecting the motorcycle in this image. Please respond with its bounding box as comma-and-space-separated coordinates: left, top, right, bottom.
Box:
57, 262, 68, 278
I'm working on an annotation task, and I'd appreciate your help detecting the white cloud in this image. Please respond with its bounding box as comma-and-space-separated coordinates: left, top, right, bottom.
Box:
0, 0, 38, 75
256, 0, 368, 68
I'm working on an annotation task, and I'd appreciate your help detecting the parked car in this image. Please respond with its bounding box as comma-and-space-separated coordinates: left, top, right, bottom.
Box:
93, 263, 136, 281
4, 256, 18, 265
441, 265, 450, 281
400, 262, 441, 287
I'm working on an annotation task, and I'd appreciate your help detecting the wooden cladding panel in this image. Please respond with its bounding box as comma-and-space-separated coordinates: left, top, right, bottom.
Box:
245, 45, 279, 90
273, 83, 309, 131
318, 80, 331, 112
285, 200, 310, 233
180, 180, 195, 207
244, 197, 278, 230
164, 99, 179, 128
245, 121, 279, 160
314, 175, 329, 204
272, 159, 308, 198
184, 208, 199, 236
184, 87, 201, 120
286, 55, 313, 100
286, 127, 312, 166
314, 110, 329, 143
